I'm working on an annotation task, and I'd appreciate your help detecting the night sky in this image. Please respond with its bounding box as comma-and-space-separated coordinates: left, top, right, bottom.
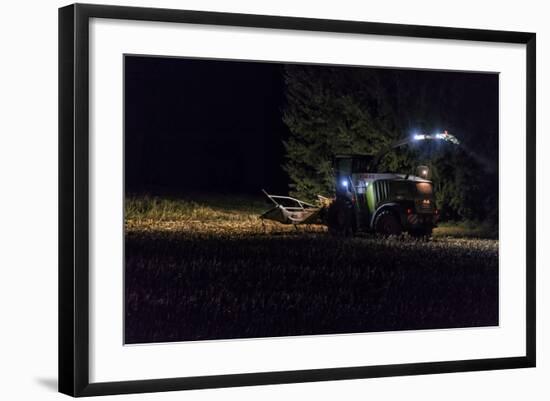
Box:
124, 55, 498, 196
125, 56, 289, 195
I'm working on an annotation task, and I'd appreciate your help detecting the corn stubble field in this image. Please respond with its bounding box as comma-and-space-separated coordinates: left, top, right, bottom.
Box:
125, 195, 499, 344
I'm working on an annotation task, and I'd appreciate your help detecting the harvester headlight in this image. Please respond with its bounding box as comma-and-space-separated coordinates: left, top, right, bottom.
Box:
341, 179, 348, 188
413, 134, 426, 141
416, 165, 431, 179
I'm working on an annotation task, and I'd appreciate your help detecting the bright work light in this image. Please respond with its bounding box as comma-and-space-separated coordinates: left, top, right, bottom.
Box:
411, 130, 460, 145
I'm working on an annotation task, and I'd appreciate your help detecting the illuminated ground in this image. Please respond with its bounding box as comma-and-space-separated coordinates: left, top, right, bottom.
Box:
124, 195, 499, 344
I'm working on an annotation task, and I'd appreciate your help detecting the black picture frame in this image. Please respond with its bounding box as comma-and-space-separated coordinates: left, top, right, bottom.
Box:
59, 3, 536, 397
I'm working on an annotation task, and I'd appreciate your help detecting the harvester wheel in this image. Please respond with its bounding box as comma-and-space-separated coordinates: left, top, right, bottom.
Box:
374, 210, 402, 237
327, 198, 355, 237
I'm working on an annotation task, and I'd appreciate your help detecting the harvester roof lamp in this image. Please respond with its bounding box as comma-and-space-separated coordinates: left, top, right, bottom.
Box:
411, 130, 460, 145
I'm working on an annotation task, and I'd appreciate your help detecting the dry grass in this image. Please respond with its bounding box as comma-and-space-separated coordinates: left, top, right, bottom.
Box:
125, 194, 325, 235
434, 221, 498, 239
126, 195, 496, 239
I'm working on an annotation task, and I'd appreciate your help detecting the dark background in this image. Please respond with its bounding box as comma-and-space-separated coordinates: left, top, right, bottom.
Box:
125, 56, 289, 195
125, 55, 498, 200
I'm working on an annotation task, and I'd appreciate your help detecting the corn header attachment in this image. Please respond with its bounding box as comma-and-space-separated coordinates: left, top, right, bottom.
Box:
259, 190, 329, 225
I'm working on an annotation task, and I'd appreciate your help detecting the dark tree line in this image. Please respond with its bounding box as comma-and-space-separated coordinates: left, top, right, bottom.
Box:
282, 64, 498, 225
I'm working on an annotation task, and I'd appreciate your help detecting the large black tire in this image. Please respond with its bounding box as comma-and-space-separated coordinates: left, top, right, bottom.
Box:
327, 198, 356, 237
374, 210, 402, 236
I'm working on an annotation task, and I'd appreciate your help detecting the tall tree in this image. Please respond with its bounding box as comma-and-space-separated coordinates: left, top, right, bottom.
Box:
282, 65, 402, 200
282, 64, 498, 225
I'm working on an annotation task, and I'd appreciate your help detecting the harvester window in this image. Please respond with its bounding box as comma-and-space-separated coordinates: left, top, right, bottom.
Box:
351, 157, 372, 173
335, 158, 352, 177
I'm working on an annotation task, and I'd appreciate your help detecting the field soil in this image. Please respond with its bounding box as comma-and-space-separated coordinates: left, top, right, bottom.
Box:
125, 195, 499, 344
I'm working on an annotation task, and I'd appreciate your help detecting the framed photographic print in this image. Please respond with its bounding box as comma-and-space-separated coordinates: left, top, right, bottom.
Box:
59, 3, 536, 397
